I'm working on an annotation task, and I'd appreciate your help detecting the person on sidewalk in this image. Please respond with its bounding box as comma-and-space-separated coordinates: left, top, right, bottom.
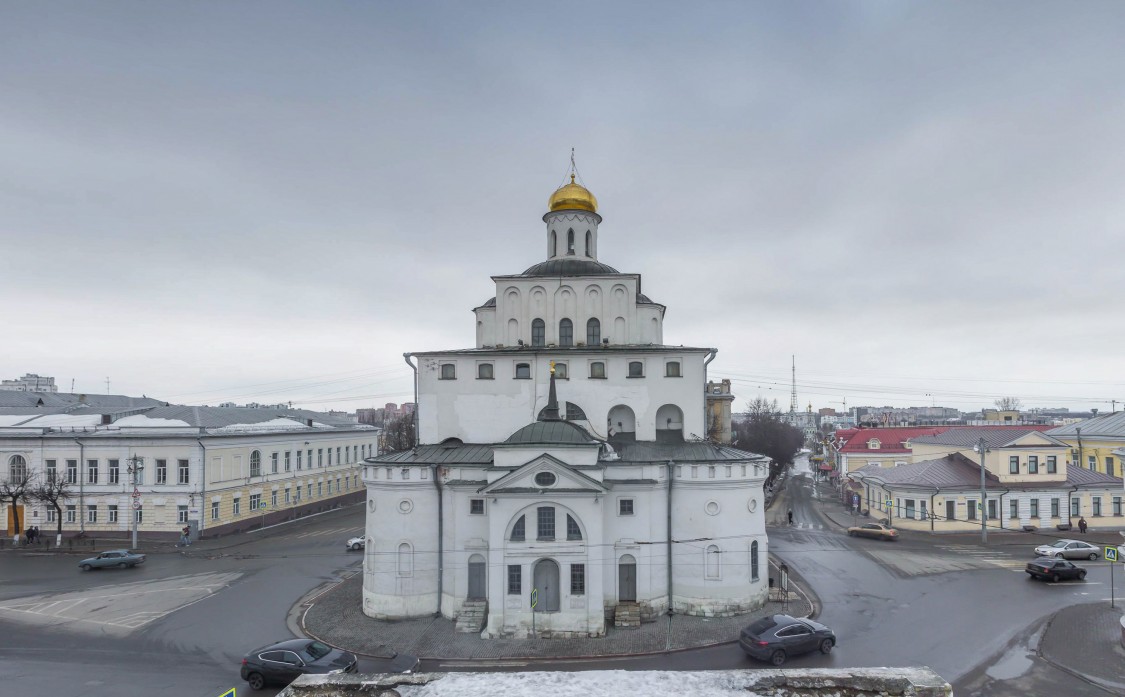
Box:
178, 526, 191, 547
33, 526, 40, 544
1078, 516, 1088, 534
788, 509, 794, 525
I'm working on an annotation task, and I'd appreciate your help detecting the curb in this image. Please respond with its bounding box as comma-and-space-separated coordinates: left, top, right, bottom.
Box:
298, 572, 819, 664
1035, 607, 1125, 695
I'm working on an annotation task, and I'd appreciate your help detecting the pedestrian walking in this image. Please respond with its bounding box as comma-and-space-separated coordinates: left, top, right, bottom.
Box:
24, 526, 33, 546
1078, 516, 1088, 534
787, 509, 794, 525
33, 526, 40, 544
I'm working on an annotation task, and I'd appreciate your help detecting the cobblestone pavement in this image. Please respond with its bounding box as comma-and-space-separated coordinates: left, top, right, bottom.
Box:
1038, 602, 1125, 692
302, 573, 812, 660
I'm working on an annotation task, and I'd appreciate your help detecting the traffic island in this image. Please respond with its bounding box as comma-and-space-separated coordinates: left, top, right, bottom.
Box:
1038, 602, 1125, 693
300, 573, 814, 660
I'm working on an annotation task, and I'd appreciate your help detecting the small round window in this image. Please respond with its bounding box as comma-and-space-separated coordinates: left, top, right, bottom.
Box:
534, 472, 557, 487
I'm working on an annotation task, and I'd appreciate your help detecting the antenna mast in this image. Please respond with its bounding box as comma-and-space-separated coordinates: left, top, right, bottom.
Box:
789, 355, 798, 417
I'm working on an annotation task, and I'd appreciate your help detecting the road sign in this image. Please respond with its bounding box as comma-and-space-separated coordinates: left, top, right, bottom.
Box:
852, 494, 860, 506
530, 588, 538, 609
132, 499, 141, 510
1107, 547, 1119, 562
885, 499, 892, 509
217, 689, 236, 697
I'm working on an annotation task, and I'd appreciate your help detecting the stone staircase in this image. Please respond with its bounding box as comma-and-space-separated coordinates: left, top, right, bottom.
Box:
455, 599, 487, 633
614, 602, 640, 628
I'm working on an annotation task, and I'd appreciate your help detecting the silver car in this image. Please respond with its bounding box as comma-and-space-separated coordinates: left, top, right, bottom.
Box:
1033, 539, 1100, 560
346, 536, 365, 551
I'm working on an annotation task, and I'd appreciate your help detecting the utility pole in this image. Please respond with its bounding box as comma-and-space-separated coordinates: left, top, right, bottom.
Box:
105, 377, 110, 394
978, 436, 988, 545
127, 456, 144, 550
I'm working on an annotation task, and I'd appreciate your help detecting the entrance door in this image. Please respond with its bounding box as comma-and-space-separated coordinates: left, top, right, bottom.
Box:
532, 559, 560, 612
945, 500, 956, 521
618, 554, 637, 602
6, 504, 24, 537
467, 554, 486, 599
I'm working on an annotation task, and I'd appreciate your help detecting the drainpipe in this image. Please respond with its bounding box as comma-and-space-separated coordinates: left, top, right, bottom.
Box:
196, 438, 207, 536
1067, 484, 1080, 527
703, 349, 717, 438
930, 487, 939, 532
666, 460, 674, 616
432, 463, 443, 617
404, 354, 418, 448
1076, 427, 1083, 472
997, 487, 1010, 529
74, 438, 85, 534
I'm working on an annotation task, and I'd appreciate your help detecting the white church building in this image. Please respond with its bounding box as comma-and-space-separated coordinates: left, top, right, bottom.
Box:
361, 170, 771, 638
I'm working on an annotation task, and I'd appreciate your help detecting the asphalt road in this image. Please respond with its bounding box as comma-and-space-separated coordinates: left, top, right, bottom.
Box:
1, 461, 1119, 696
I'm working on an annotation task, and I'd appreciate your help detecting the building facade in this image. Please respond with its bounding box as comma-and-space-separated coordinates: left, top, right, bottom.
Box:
1, 395, 376, 540
1048, 411, 1125, 477
362, 172, 771, 638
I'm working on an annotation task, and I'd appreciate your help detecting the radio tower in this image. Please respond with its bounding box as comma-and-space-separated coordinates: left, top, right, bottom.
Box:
788, 355, 798, 422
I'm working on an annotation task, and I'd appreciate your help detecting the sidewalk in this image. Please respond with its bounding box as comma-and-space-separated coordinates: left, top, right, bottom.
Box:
302, 564, 815, 660
1039, 602, 1125, 693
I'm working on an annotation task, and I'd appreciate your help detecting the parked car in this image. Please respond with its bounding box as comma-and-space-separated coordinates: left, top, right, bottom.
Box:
846, 523, 898, 541
1033, 539, 1100, 560
78, 550, 146, 571
241, 639, 358, 691
1026, 557, 1087, 582
346, 536, 365, 551
739, 614, 836, 666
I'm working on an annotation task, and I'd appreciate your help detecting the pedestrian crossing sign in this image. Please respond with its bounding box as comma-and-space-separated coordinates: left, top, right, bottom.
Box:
1107, 547, 1119, 562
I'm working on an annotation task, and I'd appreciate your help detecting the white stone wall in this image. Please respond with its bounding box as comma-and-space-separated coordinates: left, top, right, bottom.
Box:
416, 352, 708, 444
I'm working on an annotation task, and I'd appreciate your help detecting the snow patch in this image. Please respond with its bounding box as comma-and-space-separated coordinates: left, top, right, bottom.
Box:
113, 415, 192, 427
397, 671, 764, 697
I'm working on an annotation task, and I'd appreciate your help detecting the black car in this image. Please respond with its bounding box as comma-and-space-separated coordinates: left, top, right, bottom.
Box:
739, 614, 836, 666
1026, 557, 1087, 582
240, 639, 358, 690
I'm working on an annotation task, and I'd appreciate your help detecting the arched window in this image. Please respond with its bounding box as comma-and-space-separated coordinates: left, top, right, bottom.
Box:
705, 545, 721, 579
586, 318, 600, 345
567, 229, 575, 254
478, 363, 494, 379
628, 361, 644, 377
589, 361, 606, 378
585, 230, 592, 256
8, 454, 27, 482
567, 514, 583, 540
559, 318, 573, 346
510, 515, 526, 542
551, 230, 557, 257
397, 542, 413, 577
751, 540, 760, 581
515, 363, 531, 379
249, 451, 261, 478
531, 319, 545, 346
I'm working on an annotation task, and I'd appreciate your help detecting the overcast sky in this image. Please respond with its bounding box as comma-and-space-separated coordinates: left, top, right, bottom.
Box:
3, 2, 1123, 414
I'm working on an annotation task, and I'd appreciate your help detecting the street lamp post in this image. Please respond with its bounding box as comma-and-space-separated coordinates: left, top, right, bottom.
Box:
977, 437, 988, 545
127, 456, 144, 550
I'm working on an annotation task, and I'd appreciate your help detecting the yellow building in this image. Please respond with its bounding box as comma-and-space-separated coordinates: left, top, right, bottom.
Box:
1047, 412, 1125, 478
850, 427, 1123, 532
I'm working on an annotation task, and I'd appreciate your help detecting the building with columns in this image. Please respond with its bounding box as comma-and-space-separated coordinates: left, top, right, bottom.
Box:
361, 170, 770, 638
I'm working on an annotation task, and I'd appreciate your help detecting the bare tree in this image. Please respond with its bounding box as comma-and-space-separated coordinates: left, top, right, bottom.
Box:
381, 415, 417, 454
29, 473, 74, 546
0, 467, 35, 545
994, 397, 1023, 411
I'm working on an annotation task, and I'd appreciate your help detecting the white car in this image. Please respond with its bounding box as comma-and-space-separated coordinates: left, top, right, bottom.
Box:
1033, 539, 1100, 560
346, 536, 365, 551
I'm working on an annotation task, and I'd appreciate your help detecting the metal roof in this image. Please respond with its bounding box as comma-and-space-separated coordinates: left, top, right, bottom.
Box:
911, 427, 1063, 449
0, 392, 166, 409
371, 443, 495, 465
1048, 412, 1125, 439
504, 420, 595, 445
1065, 465, 1123, 487
410, 345, 715, 356
519, 258, 621, 276
850, 454, 1001, 489
611, 441, 770, 463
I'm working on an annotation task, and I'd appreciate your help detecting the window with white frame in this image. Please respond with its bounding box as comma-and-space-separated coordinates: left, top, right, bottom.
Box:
87, 459, 98, 484
665, 361, 681, 377
271, 452, 278, 474
284, 451, 291, 471
619, 498, 634, 515
156, 459, 168, 484
109, 459, 120, 484
440, 363, 456, 379
211, 501, 220, 521
470, 498, 485, 514
589, 361, 606, 378
178, 459, 189, 484
515, 362, 531, 379
628, 361, 644, 377
249, 493, 260, 511
87, 505, 97, 523
1008, 456, 1019, 474
108, 505, 118, 523
233, 497, 241, 516
66, 505, 76, 523
250, 451, 261, 477
178, 505, 189, 523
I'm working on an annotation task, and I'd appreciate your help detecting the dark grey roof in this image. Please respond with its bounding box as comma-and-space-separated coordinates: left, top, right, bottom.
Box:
1066, 466, 1123, 487
636, 293, 654, 304
610, 442, 770, 463
520, 258, 621, 277
0, 392, 167, 409
137, 405, 364, 429
1048, 412, 1125, 439
476, 297, 497, 309
851, 454, 1000, 489
371, 443, 494, 465
911, 428, 1063, 449
603, 478, 660, 485
504, 420, 595, 445
411, 345, 715, 356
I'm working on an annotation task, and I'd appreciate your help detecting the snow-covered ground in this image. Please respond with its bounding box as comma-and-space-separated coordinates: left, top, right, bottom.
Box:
397, 671, 769, 697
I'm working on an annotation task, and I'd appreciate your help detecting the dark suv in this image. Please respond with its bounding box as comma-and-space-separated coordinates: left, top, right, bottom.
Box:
739, 614, 836, 666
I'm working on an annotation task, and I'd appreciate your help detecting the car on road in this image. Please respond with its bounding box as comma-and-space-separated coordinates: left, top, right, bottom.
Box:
1026, 557, 1087, 582
346, 536, 365, 551
739, 614, 836, 666
241, 639, 358, 690
78, 549, 146, 571
846, 523, 898, 541
1033, 539, 1100, 560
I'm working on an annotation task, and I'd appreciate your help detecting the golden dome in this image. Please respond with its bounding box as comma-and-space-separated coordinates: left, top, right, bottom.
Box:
548, 174, 598, 213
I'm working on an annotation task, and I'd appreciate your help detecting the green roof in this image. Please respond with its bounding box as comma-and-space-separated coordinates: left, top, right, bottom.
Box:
504, 420, 594, 445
